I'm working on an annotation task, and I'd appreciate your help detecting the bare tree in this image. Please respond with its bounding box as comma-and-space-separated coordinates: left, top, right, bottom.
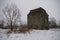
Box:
2, 4, 21, 31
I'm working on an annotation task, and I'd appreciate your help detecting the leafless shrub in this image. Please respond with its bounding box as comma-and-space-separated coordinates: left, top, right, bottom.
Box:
19, 26, 30, 33
0, 20, 4, 29
7, 30, 12, 34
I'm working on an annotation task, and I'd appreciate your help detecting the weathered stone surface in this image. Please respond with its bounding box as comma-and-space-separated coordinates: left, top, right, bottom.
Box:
27, 7, 49, 29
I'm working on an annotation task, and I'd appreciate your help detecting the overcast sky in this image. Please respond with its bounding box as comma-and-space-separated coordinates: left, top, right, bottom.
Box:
0, 0, 60, 24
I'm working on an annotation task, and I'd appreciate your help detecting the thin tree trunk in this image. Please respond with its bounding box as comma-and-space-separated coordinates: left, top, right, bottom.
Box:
11, 20, 13, 31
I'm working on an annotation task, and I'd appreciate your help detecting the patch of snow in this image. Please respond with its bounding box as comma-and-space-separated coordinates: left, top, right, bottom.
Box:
0, 29, 60, 40
0, 29, 10, 40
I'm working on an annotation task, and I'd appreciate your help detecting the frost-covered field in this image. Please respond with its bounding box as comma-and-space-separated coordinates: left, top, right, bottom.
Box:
0, 29, 60, 40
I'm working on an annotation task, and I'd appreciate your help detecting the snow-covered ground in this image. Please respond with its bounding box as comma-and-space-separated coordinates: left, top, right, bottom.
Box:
0, 29, 60, 40
0, 29, 10, 40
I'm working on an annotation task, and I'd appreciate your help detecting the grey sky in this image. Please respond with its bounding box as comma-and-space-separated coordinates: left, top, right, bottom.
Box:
0, 0, 60, 24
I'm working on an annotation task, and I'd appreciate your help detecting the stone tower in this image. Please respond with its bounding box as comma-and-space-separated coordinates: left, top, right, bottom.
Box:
27, 7, 49, 29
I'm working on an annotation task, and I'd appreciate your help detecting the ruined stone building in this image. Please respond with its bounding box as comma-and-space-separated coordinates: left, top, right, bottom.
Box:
27, 7, 49, 29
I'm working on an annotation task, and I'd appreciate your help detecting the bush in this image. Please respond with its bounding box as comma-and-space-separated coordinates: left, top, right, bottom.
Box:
19, 27, 30, 33
7, 30, 12, 34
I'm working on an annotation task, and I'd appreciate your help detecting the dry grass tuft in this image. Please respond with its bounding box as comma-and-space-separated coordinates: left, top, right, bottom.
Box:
19, 27, 30, 33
